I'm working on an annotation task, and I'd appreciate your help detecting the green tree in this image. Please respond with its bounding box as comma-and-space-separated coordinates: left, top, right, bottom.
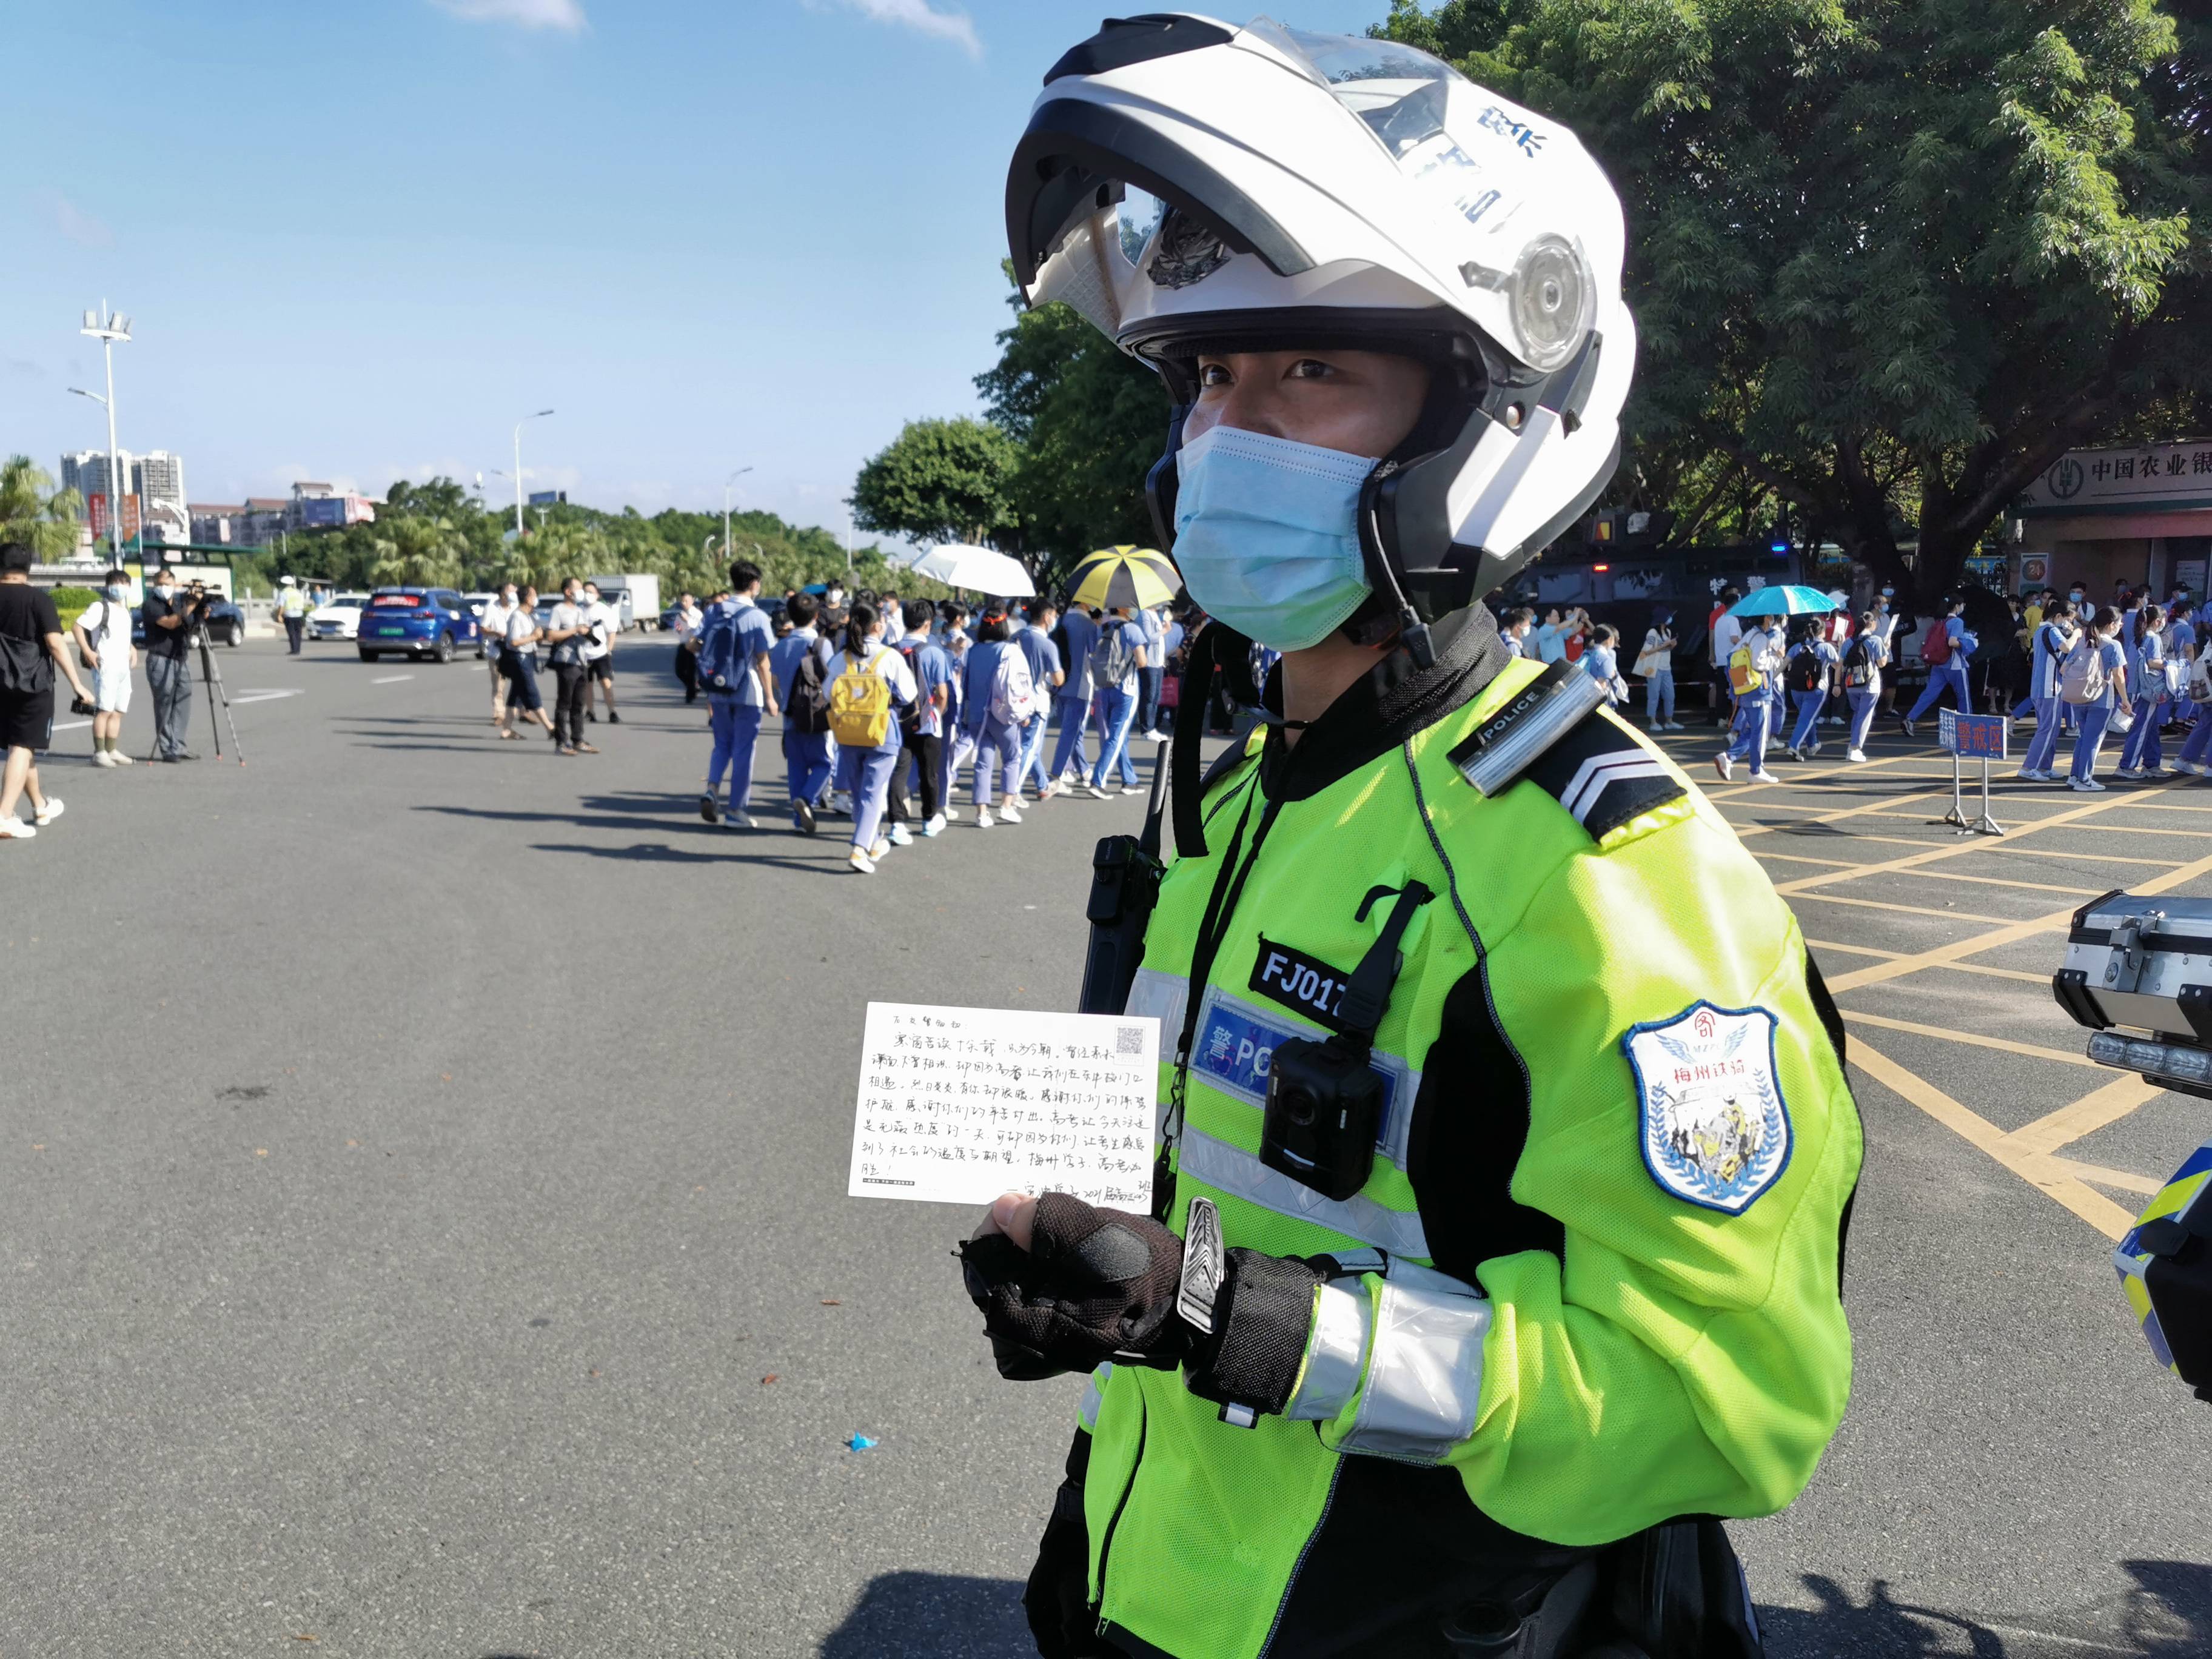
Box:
368, 514, 469, 589
976, 278, 1170, 585
1380, 0, 2209, 602
0, 456, 85, 562
851, 417, 1020, 551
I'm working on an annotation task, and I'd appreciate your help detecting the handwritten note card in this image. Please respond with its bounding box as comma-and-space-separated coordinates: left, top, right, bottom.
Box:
848, 1002, 1159, 1210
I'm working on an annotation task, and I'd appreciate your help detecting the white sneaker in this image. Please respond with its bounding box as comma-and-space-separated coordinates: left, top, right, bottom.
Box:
2171, 759, 2204, 776
940, 805, 962, 822
887, 822, 913, 847
999, 802, 1023, 825
32, 798, 63, 826
2014, 768, 2040, 782
1806, 739, 1822, 757
847, 848, 877, 874
0, 817, 33, 839
1086, 784, 1115, 799
726, 811, 757, 830
110, 751, 133, 765
1749, 769, 1781, 785
92, 751, 116, 768
923, 813, 947, 837
976, 808, 996, 828
1848, 749, 1868, 763
2071, 778, 2107, 792
1714, 753, 1734, 782
2114, 768, 2144, 781
869, 837, 891, 860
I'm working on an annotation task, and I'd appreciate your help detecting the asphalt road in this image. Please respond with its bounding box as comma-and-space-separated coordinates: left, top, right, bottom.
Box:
3, 638, 2209, 1658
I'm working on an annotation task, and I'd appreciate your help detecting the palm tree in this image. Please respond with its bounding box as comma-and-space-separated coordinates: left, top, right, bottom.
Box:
0, 456, 85, 562
368, 514, 467, 589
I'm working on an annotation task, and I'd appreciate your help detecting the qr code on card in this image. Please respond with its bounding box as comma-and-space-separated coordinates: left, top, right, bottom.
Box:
1117, 1025, 1145, 1056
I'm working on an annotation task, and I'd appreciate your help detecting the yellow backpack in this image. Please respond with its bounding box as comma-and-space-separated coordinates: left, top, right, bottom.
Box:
828, 649, 895, 748
1728, 640, 1765, 697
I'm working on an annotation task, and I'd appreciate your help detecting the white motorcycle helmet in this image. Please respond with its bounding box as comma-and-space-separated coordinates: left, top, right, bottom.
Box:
1007, 13, 1635, 665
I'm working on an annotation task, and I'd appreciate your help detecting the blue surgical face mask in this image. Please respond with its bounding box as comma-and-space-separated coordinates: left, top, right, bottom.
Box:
106, 584, 126, 601
1173, 424, 1376, 652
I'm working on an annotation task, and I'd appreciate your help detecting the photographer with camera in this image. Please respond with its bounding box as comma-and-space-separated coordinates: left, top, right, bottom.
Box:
1, 541, 95, 839
140, 566, 207, 762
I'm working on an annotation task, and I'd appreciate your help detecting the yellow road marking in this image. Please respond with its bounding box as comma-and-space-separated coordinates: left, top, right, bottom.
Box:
1849, 1037, 2139, 1240
1806, 939, 2049, 986
2000, 1073, 2163, 1157
1789, 891, 2017, 924
1975, 843, 2184, 868
2054, 1158, 2163, 1196
1838, 1009, 2102, 1068
1750, 850, 1861, 868
1824, 842, 2212, 994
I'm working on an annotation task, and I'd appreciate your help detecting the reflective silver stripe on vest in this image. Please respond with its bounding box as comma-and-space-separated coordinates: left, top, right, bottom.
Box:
1179, 1127, 1430, 1258
1186, 987, 1421, 1170
1125, 968, 1188, 1136
1078, 1361, 1114, 1432
1287, 1281, 1373, 1423
1336, 1278, 1491, 1463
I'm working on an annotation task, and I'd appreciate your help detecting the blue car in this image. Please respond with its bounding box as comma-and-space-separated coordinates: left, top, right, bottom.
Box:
357, 587, 481, 663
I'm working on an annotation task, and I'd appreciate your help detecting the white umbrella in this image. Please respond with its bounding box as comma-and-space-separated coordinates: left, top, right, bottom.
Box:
908, 543, 1036, 598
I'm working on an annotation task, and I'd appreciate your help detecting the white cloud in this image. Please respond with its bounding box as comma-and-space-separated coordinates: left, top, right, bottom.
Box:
427, 0, 587, 32
51, 195, 113, 247
828, 0, 980, 58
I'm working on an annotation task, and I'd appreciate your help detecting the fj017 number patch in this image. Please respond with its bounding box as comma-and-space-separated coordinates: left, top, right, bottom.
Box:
1621, 1001, 1791, 1215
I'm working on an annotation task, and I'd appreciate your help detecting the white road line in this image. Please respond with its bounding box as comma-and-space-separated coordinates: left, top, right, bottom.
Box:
53, 719, 92, 732
371, 674, 414, 685
231, 689, 305, 705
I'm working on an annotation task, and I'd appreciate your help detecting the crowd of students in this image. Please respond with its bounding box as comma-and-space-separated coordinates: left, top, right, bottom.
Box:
675, 561, 1186, 874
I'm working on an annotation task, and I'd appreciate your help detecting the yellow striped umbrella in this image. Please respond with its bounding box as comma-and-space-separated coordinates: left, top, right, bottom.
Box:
1068, 546, 1180, 612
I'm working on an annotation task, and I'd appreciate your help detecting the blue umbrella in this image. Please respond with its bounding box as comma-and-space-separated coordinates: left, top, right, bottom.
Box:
1727, 585, 1837, 618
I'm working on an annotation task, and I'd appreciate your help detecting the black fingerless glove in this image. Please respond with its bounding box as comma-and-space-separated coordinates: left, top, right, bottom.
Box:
959, 1193, 1193, 1381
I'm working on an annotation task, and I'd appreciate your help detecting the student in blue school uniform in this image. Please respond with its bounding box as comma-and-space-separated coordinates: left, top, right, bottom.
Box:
1842, 609, 1890, 763
2116, 603, 2175, 781
1783, 615, 1840, 760
1902, 595, 1974, 736
2065, 607, 2133, 792
2015, 598, 2079, 782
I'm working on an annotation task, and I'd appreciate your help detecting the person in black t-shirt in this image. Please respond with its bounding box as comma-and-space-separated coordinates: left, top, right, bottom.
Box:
139, 566, 207, 761
0, 541, 95, 839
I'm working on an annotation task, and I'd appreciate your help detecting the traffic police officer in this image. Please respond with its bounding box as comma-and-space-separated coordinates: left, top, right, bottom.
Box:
960, 17, 1861, 1658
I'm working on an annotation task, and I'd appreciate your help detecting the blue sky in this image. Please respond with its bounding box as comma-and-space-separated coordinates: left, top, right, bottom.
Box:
2, 0, 1390, 534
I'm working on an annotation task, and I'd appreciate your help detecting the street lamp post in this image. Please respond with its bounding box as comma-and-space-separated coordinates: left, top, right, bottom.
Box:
513, 409, 554, 537
77, 304, 132, 558
723, 466, 753, 557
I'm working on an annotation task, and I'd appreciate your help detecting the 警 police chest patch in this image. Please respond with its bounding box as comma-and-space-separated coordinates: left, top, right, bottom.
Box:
1622, 1002, 1791, 1215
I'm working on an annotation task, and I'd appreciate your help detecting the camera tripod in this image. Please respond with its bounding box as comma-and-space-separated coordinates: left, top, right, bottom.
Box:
145, 624, 247, 765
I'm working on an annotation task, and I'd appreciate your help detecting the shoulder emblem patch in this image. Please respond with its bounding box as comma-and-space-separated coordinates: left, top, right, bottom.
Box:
1524, 712, 1684, 842
1622, 1002, 1792, 1214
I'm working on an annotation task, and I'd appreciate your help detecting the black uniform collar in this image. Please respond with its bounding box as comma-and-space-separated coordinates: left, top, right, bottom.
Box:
1255, 606, 1513, 803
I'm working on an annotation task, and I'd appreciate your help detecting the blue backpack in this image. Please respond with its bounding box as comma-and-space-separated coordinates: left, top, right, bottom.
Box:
694, 602, 746, 694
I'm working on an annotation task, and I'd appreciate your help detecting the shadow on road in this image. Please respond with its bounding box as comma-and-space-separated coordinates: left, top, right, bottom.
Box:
1760, 1564, 2212, 1657
819, 1570, 1031, 1658
531, 840, 839, 875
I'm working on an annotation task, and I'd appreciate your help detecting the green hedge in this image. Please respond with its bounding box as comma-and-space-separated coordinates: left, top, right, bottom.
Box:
49, 585, 100, 634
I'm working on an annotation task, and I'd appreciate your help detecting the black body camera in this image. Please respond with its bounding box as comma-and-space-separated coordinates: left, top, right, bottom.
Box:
1261, 1037, 1384, 1201
1256, 880, 1433, 1204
